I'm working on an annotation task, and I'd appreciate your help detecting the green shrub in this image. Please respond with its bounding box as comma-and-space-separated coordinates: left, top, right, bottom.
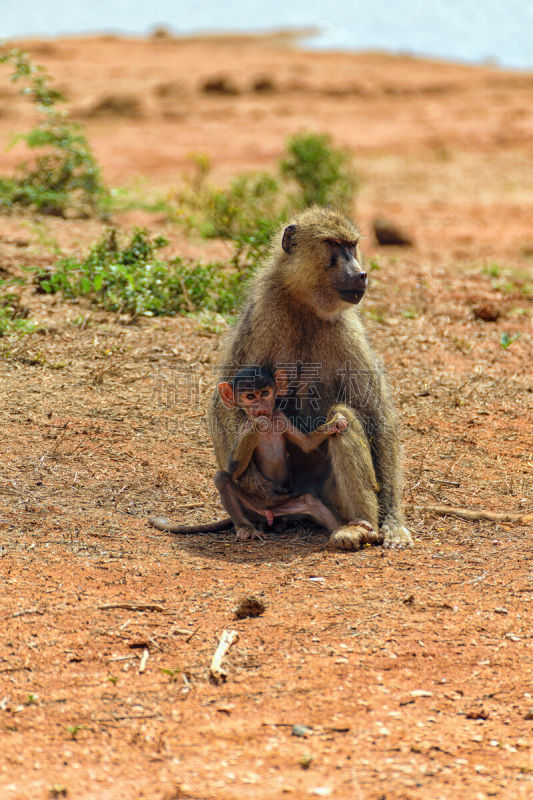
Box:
0, 48, 106, 217
206, 174, 283, 264
33, 229, 246, 317
280, 131, 358, 211
0, 286, 37, 335
170, 132, 357, 270
175, 166, 286, 270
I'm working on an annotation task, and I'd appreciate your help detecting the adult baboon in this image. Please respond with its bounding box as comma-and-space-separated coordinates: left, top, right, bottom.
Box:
207, 206, 412, 550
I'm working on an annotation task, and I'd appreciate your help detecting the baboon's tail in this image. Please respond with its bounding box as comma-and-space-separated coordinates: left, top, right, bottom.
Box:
148, 515, 234, 534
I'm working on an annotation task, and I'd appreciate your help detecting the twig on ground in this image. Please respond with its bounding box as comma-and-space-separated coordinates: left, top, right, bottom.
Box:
447, 571, 488, 586
98, 603, 166, 612
422, 505, 532, 523
186, 625, 200, 643
11, 608, 45, 618
95, 714, 158, 722
139, 649, 149, 673
209, 629, 239, 684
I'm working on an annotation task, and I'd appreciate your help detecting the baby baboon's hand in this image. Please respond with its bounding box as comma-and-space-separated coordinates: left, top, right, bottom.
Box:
325, 413, 348, 435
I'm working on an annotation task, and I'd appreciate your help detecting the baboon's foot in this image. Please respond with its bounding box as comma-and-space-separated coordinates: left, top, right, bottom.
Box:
236, 525, 265, 542
328, 521, 381, 551
381, 518, 413, 549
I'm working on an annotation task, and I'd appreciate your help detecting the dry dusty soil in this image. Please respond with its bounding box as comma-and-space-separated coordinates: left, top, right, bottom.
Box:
0, 33, 532, 800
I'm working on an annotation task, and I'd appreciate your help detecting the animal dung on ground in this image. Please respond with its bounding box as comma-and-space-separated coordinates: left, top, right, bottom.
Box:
250, 75, 277, 93
233, 595, 265, 619
373, 217, 413, 246
472, 303, 500, 322
83, 94, 143, 118
201, 75, 240, 95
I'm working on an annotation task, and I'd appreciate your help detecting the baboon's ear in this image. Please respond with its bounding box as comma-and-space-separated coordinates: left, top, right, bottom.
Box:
282, 224, 297, 254
274, 369, 289, 397
218, 382, 238, 408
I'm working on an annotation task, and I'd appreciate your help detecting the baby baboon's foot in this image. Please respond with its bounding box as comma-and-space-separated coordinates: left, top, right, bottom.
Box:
381, 519, 413, 549
236, 525, 265, 542
328, 521, 380, 551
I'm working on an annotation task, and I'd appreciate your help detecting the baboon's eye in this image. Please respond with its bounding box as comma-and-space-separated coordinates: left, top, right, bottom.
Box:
245, 393, 256, 401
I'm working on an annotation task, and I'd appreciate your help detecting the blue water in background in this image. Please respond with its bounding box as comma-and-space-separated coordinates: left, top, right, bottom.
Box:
2, 0, 533, 69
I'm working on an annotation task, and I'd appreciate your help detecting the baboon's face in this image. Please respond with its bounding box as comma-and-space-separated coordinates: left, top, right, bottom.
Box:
281, 221, 367, 317
324, 238, 367, 307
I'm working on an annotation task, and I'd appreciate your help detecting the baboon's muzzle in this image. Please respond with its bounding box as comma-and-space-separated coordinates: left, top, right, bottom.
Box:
337, 271, 367, 304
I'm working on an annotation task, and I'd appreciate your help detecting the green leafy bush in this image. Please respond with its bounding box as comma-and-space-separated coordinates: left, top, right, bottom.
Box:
0, 48, 106, 216
169, 132, 358, 271
202, 173, 286, 267
280, 131, 358, 211
0, 287, 37, 335
34, 229, 246, 317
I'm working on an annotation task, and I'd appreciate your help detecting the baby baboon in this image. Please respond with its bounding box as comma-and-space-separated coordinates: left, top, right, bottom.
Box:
150, 366, 348, 540
216, 366, 347, 540
208, 206, 412, 550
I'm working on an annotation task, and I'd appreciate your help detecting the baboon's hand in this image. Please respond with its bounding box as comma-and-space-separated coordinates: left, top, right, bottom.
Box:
325, 412, 348, 435
380, 518, 413, 549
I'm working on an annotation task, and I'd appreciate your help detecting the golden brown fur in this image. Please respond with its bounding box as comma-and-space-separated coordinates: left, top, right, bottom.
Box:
208, 206, 412, 550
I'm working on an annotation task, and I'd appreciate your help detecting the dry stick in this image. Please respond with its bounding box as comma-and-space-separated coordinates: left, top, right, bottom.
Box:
96, 714, 158, 722
179, 278, 195, 313
209, 629, 239, 685
98, 603, 166, 612
422, 506, 533, 523
11, 608, 45, 618
139, 649, 149, 674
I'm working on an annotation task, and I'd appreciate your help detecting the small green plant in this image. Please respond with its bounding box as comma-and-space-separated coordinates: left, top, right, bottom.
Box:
160, 667, 182, 681
0, 285, 37, 335
299, 753, 313, 770
49, 785, 68, 798
483, 263, 501, 278
26, 693, 39, 705
34, 228, 247, 317
500, 332, 519, 349
280, 131, 358, 211
0, 47, 106, 216
483, 263, 532, 297
194, 309, 229, 335
66, 724, 82, 739
365, 306, 387, 324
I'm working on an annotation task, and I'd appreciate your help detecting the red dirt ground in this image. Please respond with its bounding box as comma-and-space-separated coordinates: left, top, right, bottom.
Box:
0, 33, 532, 800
